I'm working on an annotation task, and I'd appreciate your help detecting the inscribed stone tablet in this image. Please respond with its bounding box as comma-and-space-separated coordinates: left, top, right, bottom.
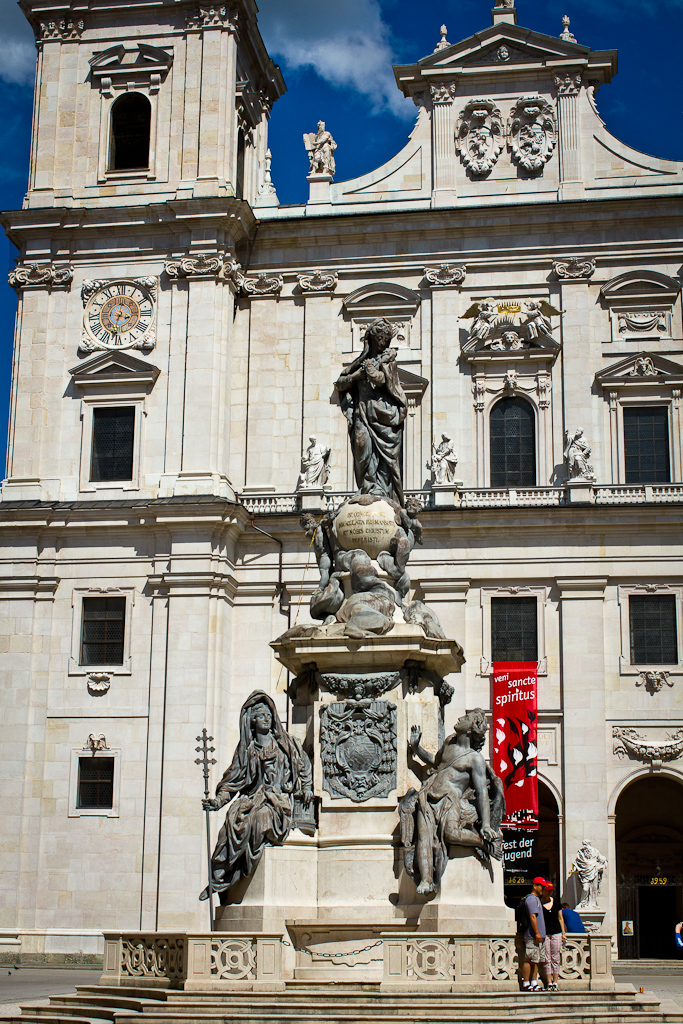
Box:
334, 499, 397, 559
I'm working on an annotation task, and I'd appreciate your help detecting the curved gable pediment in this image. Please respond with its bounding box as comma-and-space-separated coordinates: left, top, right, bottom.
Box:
600, 270, 681, 304
342, 282, 421, 318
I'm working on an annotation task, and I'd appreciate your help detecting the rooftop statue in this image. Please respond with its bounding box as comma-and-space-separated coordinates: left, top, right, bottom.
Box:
199, 691, 314, 900
335, 317, 407, 506
564, 428, 596, 481
429, 434, 459, 485
296, 435, 330, 490
304, 120, 337, 177
399, 709, 505, 894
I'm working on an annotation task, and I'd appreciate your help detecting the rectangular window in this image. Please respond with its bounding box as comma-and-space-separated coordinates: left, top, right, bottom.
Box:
80, 596, 126, 665
491, 596, 538, 662
629, 594, 678, 665
90, 406, 135, 482
623, 407, 670, 484
77, 756, 115, 809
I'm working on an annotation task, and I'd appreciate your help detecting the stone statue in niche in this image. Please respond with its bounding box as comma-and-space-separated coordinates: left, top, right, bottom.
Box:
199, 691, 314, 901
428, 434, 458, 484
508, 97, 556, 172
574, 839, 607, 909
296, 436, 331, 490
455, 99, 504, 176
399, 709, 505, 894
304, 120, 337, 177
320, 699, 397, 801
564, 428, 596, 481
335, 318, 407, 506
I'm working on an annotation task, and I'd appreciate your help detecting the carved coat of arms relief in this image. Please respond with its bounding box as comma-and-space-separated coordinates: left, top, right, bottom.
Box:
507, 96, 557, 172
455, 99, 504, 175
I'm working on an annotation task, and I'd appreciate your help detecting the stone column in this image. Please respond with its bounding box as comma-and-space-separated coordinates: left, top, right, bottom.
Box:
430, 83, 457, 206
556, 577, 611, 933
555, 74, 584, 201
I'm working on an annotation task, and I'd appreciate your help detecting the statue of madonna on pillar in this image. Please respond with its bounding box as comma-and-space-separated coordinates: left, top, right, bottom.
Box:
334, 318, 407, 506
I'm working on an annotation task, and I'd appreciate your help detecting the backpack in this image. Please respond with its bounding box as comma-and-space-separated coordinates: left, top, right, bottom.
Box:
515, 896, 530, 934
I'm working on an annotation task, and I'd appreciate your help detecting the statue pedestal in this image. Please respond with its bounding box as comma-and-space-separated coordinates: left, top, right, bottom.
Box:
431, 481, 463, 507
566, 479, 595, 503
307, 173, 332, 204
298, 486, 327, 511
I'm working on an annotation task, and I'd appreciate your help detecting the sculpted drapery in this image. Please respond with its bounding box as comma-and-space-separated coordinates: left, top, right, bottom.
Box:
334, 318, 407, 506
200, 691, 313, 899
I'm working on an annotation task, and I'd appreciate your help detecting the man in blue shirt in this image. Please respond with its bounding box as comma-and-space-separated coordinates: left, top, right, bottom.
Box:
521, 877, 548, 992
561, 902, 586, 933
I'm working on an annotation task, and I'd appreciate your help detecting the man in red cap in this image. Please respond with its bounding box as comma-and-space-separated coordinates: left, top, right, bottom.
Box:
520, 876, 550, 992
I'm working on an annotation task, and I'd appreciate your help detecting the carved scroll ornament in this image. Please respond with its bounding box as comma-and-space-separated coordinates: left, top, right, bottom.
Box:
455, 99, 504, 175
297, 270, 338, 292
424, 264, 466, 287
9, 263, 73, 290
508, 97, 556, 172
241, 272, 284, 296
552, 257, 596, 280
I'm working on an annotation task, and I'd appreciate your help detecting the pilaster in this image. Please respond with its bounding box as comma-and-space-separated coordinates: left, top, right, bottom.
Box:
430, 84, 457, 205
555, 74, 584, 201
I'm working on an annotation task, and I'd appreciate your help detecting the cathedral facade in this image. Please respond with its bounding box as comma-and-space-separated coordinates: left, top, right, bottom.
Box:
1, 0, 682, 963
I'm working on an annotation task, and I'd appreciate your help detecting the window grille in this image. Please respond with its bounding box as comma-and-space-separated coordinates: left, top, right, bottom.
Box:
90, 406, 135, 482
623, 407, 670, 484
490, 397, 536, 487
80, 596, 126, 665
77, 756, 115, 809
491, 596, 538, 662
629, 594, 677, 665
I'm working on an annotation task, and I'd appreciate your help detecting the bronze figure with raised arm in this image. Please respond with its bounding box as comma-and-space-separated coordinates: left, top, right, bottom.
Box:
399, 709, 505, 895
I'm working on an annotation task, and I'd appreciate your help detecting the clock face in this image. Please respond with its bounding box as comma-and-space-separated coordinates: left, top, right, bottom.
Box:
83, 280, 155, 351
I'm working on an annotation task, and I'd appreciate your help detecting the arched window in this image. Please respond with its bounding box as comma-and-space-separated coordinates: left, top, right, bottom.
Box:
109, 93, 151, 172
490, 396, 536, 487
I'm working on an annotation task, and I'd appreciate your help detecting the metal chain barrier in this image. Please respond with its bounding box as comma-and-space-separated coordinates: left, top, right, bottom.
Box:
281, 938, 383, 959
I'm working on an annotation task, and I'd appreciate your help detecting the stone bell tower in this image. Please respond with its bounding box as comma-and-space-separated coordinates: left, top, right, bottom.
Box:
4, 0, 284, 503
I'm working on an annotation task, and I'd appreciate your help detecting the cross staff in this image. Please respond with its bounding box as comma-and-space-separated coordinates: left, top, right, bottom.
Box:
195, 728, 217, 931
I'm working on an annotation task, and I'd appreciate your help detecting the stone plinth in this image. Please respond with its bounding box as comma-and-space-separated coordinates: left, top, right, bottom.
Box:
307, 173, 332, 204
271, 624, 464, 677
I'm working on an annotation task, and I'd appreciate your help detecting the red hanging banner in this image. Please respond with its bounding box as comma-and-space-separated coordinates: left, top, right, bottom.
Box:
491, 661, 538, 830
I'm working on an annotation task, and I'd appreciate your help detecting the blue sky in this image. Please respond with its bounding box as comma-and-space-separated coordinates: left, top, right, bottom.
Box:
0, 0, 681, 471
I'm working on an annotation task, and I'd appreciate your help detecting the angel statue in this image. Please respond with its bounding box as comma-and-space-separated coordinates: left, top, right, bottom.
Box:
199, 691, 314, 901
564, 428, 595, 481
462, 299, 498, 344
398, 709, 505, 895
523, 299, 561, 341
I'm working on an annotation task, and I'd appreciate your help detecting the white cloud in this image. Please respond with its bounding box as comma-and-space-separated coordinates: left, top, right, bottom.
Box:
0, 3, 36, 86
256, 0, 414, 118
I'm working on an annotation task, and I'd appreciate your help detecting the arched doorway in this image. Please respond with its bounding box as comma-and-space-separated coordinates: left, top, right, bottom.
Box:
503, 779, 560, 907
615, 774, 683, 959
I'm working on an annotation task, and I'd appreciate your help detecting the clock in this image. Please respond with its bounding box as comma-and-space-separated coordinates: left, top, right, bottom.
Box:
80, 278, 157, 353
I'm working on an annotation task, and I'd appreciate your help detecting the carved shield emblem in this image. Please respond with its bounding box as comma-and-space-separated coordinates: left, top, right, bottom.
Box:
320, 700, 397, 802
455, 99, 504, 175
508, 97, 556, 172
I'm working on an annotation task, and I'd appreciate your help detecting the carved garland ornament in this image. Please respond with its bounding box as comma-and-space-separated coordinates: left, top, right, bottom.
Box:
9, 263, 73, 290
297, 270, 338, 292
423, 264, 466, 287
320, 700, 397, 802
619, 313, 668, 335
613, 726, 683, 762
508, 97, 556, 172
455, 99, 504, 175
552, 257, 596, 280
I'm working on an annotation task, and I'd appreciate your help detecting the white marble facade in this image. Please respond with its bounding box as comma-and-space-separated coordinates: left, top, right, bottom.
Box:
0, 0, 682, 958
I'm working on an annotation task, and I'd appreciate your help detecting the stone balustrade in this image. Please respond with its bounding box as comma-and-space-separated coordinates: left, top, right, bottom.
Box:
101, 930, 612, 992
237, 483, 683, 514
